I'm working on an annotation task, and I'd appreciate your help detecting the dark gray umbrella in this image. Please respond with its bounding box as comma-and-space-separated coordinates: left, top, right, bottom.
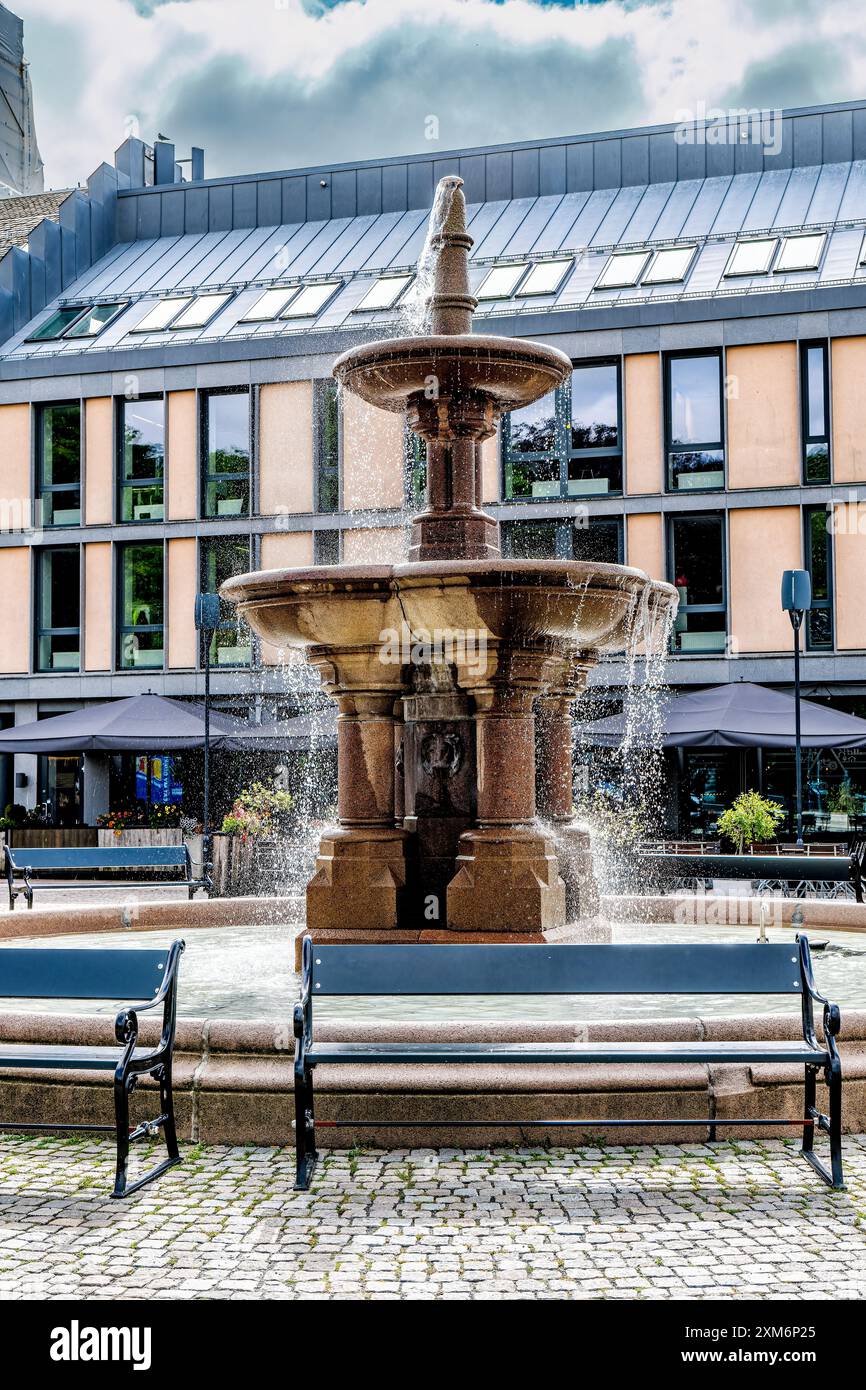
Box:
0, 694, 338, 755
0, 694, 254, 753
577, 682, 866, 750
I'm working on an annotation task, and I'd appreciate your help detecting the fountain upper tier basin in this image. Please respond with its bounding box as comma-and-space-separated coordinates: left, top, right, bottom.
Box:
332, 334, 573, 417
222, 559, 677, 664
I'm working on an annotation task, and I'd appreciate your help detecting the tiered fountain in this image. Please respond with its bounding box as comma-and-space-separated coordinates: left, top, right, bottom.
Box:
223, 177, 676, 947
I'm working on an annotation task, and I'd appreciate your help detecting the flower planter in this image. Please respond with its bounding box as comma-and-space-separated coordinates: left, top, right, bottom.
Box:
97, 828, 183, 848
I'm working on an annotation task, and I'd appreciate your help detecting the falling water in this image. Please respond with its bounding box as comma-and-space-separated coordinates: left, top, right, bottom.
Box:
572, 580, 675, 900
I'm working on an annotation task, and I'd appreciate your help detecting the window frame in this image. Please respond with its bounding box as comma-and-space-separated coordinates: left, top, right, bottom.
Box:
199, 534, 253, 668
116, 393, 166, 524
353, 275, 413, 312
36, 400, 82, 529
200, 387, 252, 520
116, 540, 165, 671
775, 233, 826, 274
501, 515, 624, 564
667, 510, 728, 656
34, 544, 81, 674
594, 251, 651, 290
500, 357, 623, 503
804, 504, 834, 653
800, 340, 831, 485
642, 245, 697, 286
314, 378, 341, 513
664, 348, 726, 493
723, 238, 778, 277
476, 264, 529, 300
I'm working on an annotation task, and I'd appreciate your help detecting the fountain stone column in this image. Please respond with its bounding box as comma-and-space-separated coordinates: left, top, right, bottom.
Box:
447, 644, 567, 936
535, 657, 601, 923
305, 646, 410, 935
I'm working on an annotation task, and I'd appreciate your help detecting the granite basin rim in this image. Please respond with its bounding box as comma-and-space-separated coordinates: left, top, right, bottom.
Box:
222, 561, 676, 656
332, 333, 573, 413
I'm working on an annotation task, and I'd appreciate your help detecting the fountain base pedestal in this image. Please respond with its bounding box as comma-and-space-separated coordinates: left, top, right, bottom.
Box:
306, 827, 410, 933
446, 826, 566, 934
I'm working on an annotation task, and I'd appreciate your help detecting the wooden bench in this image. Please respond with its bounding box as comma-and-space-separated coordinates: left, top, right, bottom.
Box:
4, 845, 210, 910
637, 845, 865, 902
0, 941, 184, 1198
292, 937, 843, 1192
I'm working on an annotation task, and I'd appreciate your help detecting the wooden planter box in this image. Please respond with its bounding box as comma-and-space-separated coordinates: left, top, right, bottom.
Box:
211, 834, 295, 898
97, 828, 184, 848
4, 827, 99, 849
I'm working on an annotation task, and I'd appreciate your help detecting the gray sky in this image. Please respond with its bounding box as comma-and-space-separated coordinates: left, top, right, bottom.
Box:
18, 0, 866, 189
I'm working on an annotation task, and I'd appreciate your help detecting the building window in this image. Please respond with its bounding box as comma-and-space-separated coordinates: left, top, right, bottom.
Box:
200, 536, 252, 666
804, 507, 833, 651
202, 390, 250, 518
669, 513, 727, 654
35, 547, 80, 672
665, 352, 725, 492
502, 360, 622, 500
801, 342, 831, 484
404, 429, 427, 509
118, 542, 163, 669
37, 402, 81, 527
501, 517, 622, 564
119, 396, 164, 522
314, 529, 341, 565
315, 380, 340, 512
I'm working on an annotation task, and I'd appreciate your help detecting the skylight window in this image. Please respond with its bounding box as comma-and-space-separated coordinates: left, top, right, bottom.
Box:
282, 282, 341, 318
594, 251, 651, 290
239, 288, 299, 322
170, 293, 232, 329
860, 231, 866, 266
642, 246, 696, 285
724, 238, 777, 277
27, 306, 89, 341
64, 302, 127, 338
775, 233, 826, 273
354, 275, 413, 311
131, 298, 192, 333
516, 259, 573, 296
476, 264, 528, 300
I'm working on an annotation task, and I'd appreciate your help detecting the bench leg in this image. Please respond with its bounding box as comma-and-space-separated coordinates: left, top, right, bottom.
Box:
113, 1075, 131, 1198
293, 1066, 317, 1191
111, 1067, 182, 1200
801, 1062, 844, 1191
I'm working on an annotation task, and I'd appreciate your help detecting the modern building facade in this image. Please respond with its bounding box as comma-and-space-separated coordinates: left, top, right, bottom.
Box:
1, 100, 866, 829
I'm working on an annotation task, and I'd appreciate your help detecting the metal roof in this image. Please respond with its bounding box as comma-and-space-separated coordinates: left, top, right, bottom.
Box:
5, 160, 866, 362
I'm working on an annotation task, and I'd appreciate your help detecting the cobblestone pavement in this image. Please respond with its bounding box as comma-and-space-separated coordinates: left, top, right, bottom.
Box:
0, 1134, 865, 1300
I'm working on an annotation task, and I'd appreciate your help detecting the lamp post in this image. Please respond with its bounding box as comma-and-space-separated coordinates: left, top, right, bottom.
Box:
194, 592, 221, 885
781, 569, 812, 848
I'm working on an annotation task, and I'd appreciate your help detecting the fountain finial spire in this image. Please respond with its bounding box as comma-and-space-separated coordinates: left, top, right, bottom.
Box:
428, 176, 476, 336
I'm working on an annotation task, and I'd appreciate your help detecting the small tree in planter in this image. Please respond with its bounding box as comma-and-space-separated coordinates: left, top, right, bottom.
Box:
717, 790, 785, 854
217, 780, 295, 896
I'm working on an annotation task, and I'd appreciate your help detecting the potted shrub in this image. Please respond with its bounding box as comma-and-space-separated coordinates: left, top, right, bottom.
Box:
717, 790, 785, 854
214, 780, 295, 896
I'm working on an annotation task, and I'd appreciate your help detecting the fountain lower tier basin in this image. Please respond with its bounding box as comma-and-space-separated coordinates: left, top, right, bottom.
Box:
222, 558, 676, 668
3, 924, 865, 1147
332, 334, 573, 417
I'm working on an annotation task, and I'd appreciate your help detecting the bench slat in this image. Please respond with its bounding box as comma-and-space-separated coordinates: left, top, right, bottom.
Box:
639, 853, 851, 881
311, 944, 804, 996
308, 1040, 827, 1065
5, 847, 188, 870
0, 1043, 156, 1070
0, 948, 170, 1000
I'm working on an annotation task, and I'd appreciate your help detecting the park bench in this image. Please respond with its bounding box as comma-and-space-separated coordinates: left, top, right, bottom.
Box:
4, 844, 210, 910
0, 941, 184, 1198
292, 936, 843, 1192
637, 843, 866, 902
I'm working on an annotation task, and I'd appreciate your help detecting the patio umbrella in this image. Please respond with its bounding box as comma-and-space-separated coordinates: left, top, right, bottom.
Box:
0, 693, 256, 753
576, 682, 866, 750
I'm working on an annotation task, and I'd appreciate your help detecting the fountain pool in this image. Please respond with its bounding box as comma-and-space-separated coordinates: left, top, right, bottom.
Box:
2, 923, 865, 1021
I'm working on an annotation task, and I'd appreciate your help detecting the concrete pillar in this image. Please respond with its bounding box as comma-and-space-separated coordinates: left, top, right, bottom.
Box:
13, 701, 38, 812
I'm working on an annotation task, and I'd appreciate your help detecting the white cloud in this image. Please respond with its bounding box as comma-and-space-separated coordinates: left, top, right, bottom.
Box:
19, 0, 866, 187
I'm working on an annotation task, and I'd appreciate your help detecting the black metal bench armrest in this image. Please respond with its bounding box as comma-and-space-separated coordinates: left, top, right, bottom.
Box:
113, 940, 185, 1057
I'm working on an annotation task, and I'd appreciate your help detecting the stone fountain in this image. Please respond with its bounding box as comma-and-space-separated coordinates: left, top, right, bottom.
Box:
223, 177, 676, 946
